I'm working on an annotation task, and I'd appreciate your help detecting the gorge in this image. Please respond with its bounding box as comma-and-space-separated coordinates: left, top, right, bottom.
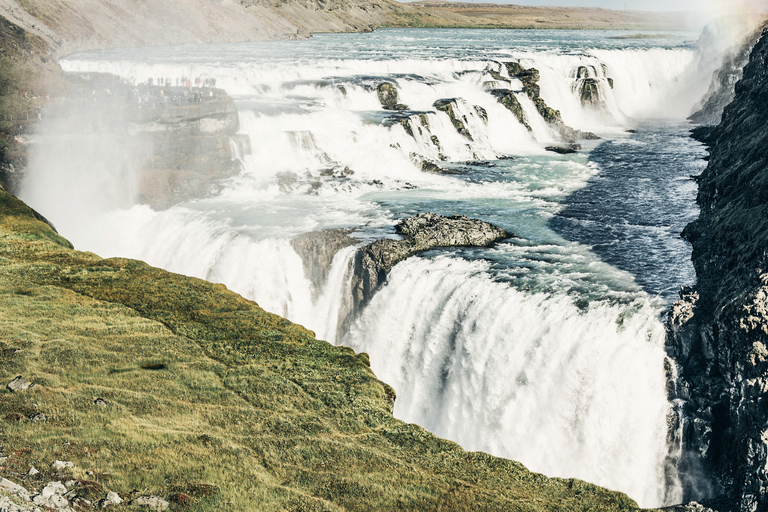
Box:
1, 2, 768, 512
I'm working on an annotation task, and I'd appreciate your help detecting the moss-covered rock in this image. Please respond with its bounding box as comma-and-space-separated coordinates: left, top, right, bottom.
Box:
433, 98, 473, 140
500, 60, 593, 142
491, 89, 531, 131
377, 82, 408, 110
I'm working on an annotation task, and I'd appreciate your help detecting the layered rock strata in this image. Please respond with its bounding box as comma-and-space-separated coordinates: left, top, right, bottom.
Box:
667, 26, 768, 512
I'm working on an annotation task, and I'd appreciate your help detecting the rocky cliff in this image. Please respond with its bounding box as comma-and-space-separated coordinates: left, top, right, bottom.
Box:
668, 25, 768, 512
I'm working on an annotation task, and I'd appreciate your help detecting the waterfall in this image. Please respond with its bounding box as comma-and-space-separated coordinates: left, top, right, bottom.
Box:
343, 256, 677, 508
21, 29, 737, 508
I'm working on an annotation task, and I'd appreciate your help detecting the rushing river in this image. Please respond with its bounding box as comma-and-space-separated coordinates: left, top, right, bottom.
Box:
24, 28, 720, 507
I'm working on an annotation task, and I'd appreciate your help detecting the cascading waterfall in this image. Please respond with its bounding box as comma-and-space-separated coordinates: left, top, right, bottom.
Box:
343, 256, 678, 507
21, 28, 739, 508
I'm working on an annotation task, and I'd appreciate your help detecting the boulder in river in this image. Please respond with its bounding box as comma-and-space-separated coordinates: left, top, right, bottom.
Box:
377, 82, 408, 110
350, 213, 510, 311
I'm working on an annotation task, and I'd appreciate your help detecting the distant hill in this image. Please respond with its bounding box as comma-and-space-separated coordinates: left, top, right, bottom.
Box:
0, 0, 696, 62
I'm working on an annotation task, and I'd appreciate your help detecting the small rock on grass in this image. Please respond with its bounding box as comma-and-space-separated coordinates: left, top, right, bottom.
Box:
98, 491, 123, 508
51, 461, 73, 472
130, 495, 169, 511
6, 376, 34, 393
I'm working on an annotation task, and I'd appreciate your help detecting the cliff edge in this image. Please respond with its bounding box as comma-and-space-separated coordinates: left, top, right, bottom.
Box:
668, 25, 768, 512
0, 185, 643, 511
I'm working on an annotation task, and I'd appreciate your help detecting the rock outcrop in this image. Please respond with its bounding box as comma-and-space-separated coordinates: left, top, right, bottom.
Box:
689, 18, 767, 126
291, 228, 357, 294
492, 61, 598, 142
350, 213, 510, 311
24, 73, 244, 210
572, 64, 613, 110
667, 26, 768, 512
377, 82, 408, 111
433, 98, 473, 140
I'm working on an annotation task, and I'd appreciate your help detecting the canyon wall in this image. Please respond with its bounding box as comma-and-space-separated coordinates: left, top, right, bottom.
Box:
668, 25, 768, 512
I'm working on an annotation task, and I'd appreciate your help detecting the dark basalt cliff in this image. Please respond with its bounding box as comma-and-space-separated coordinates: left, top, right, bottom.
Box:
668, 26, 768, 512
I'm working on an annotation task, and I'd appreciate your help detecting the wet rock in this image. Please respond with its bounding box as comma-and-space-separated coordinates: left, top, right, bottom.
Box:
578, 78, 601, 106
474, 105, 488, 123
667, 25, 768, 512
350, 213, 510, 311
420, 161, 466, 175
501, 60, 589, 143
130, 495, 169, 511
572, 65, 613, 109
291, 229, 357, 295
433, 99, 473, 140
490, 89, 531, 131
545, 144, 581, 154
690, 20, 764, 126
660, 502, 716, 512
6, 376, 34, 393
430, 135, 442, 153
377, 82, 407, 110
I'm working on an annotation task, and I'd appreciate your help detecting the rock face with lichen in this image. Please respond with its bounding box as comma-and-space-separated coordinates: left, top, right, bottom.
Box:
667, 26, 768, 512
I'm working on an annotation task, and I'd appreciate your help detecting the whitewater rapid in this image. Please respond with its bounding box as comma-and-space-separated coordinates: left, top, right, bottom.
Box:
21, 28, 731, 507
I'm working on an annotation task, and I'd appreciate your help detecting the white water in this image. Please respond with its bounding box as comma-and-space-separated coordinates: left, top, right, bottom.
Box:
21, 28, 737, 507
344, 256, 675, 507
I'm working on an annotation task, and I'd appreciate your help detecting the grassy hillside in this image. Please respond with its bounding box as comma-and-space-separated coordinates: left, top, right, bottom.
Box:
384, 2, 693, 30
0, 187, 645, 511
